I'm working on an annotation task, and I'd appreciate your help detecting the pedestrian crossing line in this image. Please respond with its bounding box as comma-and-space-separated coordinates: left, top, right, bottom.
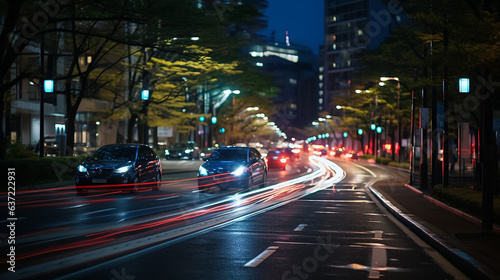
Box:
243, 246, 279, 268
294, 224, 308, 231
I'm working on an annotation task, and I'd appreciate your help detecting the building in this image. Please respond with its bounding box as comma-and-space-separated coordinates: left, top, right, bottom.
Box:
324, 0, 403, 113
247, 39, 318, 138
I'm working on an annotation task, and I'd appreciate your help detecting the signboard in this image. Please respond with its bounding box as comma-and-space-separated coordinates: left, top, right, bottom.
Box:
157, 127, 173, 138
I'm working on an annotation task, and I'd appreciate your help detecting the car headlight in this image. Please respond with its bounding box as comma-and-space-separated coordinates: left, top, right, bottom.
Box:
231, 166, 246, 177
165, 150, 170, 155
199, 166, 208, 177
77, 165, 87, 172
114, 165, 132, 174
185, 149, 193, 154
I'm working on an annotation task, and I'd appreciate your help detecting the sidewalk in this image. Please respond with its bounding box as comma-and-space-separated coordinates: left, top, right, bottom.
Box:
370, 182, 500, 280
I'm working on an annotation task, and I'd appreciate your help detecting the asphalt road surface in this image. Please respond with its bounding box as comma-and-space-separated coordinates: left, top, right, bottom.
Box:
1, 155, 463, 280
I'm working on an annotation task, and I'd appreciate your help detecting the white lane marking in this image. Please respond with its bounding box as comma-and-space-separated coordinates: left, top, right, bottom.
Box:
244, 246, 279, 267
369, 231, 387, 279
315, 211, 338, 214
352, 162, 377, 178
83, 208, 116, 216
294, 224, 307, 231
59, 204, 87, 210
157, 195, 179, 201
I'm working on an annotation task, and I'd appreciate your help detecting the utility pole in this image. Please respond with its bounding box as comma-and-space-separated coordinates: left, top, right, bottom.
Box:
420, 46, 429, 191
39, 34, 45, 158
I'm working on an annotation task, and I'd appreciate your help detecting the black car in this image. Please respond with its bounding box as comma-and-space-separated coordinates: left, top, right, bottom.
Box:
165, 141, 200, 160
198, 147, 267, 192
75, 144, 162, 194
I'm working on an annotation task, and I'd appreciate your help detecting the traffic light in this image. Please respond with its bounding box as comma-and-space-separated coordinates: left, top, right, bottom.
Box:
371, 124, 376, 130
43, 80, 54, 93
211, 117, 217, 124
219, 128, 225, 133
343, 132, 348, 138
199, 116, 205, 122
358, 128, 363, 135
376, 126, 382, 134
141, 89, 149, 100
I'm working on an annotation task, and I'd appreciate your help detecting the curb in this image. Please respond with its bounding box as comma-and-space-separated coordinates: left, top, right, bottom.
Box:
369, 186, 497, 280
405, 184, 500, 235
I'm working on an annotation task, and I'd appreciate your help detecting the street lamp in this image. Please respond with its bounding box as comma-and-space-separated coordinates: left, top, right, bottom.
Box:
380, 76, 401, 162
210, 89, 240, 146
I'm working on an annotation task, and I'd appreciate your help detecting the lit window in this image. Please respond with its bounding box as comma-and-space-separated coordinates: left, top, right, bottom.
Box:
319, 75, 323, 81
358, 29, 363, 35
319, 90, 324, 96
333, 44, 336, 50
319, 98, 323, 104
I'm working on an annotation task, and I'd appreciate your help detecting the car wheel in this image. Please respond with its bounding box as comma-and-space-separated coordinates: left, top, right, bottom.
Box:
153, 172, 161, 191
130, 176, 140, 193
244, 176, 253, 189
261, 171, 267, 187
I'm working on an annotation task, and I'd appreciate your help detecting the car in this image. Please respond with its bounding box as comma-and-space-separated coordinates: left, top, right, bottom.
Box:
165, 141, 200, 160
198, 146, 267, 192
75, 144, 162, 194
277, 147, 297, 161
346, 151, 359, 160
35, 135, 60, 156
265, 150, 289, 170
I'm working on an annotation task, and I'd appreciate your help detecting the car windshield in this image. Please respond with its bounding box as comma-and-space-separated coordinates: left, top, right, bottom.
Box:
90, 146, 137, 162
267, 151, 280, 157
209, 149, 248, 161
172, 143, 188, 149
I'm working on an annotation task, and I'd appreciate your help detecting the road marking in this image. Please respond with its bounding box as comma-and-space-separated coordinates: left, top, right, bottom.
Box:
315, 211, 338, 214
244, 246, 279, 267
157, 195, 179, 201
351, 162, 377, 178
59, 204, 87, 209
83, 208, 116, 215
369, 231, 387, 279
294, 224, 307, 231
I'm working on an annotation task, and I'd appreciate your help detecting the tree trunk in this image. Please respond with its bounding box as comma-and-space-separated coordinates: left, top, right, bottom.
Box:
0, 88, 7, 159
127, 113, 137, 143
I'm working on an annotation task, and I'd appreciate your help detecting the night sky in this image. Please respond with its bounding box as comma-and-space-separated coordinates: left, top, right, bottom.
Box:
261, 0, 324, 54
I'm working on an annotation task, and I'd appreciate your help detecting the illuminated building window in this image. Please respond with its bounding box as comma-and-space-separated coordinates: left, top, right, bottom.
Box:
319, 90, 324, 96
319, 75, 323, 81
333, 44, 336, 50
358, 29, 363, 35
319, 98, 323, 104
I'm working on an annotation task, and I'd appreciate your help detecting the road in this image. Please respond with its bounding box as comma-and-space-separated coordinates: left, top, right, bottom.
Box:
1, 154, 463, 279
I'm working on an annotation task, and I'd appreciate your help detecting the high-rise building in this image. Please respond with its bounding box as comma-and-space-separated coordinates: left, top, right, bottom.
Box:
248, 40, 318, 137
324, 0, 403, 112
